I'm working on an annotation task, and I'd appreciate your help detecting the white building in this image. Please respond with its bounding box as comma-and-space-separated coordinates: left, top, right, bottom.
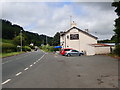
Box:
60, 21, 98, 55
91, 43, 115, 55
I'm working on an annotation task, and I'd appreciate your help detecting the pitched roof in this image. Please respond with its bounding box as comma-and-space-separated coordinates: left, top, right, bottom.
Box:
60, 27, 98, 39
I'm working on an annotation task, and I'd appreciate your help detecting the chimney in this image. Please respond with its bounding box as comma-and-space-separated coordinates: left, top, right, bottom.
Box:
71, 21, 77, 27
85, 29, 89, 33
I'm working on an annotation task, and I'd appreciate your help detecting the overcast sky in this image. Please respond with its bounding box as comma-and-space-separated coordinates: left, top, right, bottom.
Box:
1, 1, 118, 40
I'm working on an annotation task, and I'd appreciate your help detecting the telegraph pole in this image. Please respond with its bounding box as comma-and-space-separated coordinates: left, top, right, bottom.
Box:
20, 30, 22, 52
46, 35, 47, 45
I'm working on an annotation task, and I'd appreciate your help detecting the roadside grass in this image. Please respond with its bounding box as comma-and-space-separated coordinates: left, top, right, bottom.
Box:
0, 52, 25, 58
107, 53, 120, 59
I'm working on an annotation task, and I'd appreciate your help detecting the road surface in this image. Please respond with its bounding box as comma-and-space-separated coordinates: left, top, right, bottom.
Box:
2, 50, 118, 88
2, 50, 45, 85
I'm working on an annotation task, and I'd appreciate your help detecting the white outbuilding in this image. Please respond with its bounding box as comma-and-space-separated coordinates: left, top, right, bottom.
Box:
60, 21, 98, 56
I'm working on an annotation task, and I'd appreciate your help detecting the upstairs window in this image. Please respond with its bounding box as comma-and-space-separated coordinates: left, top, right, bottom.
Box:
70, 34, 79, 40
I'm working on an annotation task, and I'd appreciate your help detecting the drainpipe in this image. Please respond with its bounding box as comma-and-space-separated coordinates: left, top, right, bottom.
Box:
65, 35, 66, 48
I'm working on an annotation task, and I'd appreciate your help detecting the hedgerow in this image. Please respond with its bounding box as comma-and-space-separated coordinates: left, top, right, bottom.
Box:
2, 43, 17, 53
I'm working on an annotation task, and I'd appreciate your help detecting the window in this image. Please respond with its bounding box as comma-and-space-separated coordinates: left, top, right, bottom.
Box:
72, 50, 79, 52
67, 35, 69, 39
70, 34, 79, 40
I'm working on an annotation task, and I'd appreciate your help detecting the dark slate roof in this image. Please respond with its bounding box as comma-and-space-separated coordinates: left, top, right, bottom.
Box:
60, 27, 98, 39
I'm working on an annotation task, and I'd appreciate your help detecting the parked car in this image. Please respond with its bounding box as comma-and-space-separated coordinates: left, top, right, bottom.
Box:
64, 49, 84, 56
60, 48, 73, 55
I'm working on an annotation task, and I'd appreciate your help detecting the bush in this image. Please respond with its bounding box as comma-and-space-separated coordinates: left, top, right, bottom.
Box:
29, 45, 35, 49
41, 45, 60, 52
114, 45, 120, 56
2, 43, 17, 53
22, 46, 31, 52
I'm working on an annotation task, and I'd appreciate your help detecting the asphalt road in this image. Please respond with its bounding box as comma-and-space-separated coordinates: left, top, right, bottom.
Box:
2, 50, 45, 84
2, 51, 118, 88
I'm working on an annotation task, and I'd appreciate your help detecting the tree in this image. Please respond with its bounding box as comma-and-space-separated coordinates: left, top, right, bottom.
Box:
13, 34, 25, 46
1, 19, 23, 39
112, 1, 120, 56
53, 32, 60, 46
112, 1, 120, 44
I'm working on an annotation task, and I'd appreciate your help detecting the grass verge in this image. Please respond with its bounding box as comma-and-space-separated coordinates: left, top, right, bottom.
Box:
107, 53, 120, 59
0, 52, 25, 58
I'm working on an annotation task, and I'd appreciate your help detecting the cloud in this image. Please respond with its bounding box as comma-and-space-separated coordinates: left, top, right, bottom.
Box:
1, 2, 117, 40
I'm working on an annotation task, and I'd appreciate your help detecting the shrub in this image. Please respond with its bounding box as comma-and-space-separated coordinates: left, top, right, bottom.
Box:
29, 45, 35, 49
2, 43, 17, 53
22, 46, 31, 52
2, 39, 13, 43
41, 45, 60, 52
114, 45, 120, 56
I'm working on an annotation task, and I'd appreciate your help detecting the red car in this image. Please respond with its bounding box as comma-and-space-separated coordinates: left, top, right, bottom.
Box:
60, 48, 73, 55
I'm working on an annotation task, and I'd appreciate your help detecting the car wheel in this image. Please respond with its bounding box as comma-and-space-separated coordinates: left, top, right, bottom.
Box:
67, 54, 71, 57
79, 54, 81, 56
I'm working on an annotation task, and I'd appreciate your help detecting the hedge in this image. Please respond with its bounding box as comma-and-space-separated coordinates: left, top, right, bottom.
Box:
41, 45, 60, 52
2, 43, 17, 53
22, 46, 31, 52
114, 45, 120, 56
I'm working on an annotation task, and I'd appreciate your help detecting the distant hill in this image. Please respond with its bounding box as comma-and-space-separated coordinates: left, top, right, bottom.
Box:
1, 19, 60, 46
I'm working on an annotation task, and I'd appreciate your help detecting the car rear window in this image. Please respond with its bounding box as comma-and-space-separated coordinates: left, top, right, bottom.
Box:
64, 49, 71, 51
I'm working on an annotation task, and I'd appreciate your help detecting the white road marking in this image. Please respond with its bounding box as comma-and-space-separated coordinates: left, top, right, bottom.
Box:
38, 53, 46, 61
2, 79, 11, 85
15, 72, 22, 76
2, 51, 46, 65
36, 60, 39, 62
1, 52, 46, 86
34, 62, 36, 64
30, 64, 33, 67
24, 68, 28, 71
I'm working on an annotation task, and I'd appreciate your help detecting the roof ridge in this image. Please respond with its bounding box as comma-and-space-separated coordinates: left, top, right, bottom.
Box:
61, 26, 98, 39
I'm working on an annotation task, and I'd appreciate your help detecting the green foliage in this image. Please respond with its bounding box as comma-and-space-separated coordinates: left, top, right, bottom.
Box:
1, 52, 24, 58
41, 45, 59, 52
13, 34, 25, 45
2, 19, 61, 47
1, 43, 17, 53
112, 1, 120, 44
114, 45, 120, 56
112, 1, 120, 16
98, 39, 115, 43
13, 35, 21, 45
52, 32, 60, 46
1, 19, 23, 39
2, 39, 13, 43
29, 45, 35, 49
111, 35, 117, 42
22, 46, 31, 52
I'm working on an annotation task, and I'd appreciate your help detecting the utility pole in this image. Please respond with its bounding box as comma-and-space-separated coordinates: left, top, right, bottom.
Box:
46, 35, 47, 45
20, 30, 22, 52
